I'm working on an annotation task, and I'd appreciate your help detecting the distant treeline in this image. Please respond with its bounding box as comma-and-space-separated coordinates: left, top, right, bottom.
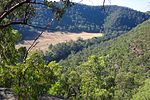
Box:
16, 4, 150, 40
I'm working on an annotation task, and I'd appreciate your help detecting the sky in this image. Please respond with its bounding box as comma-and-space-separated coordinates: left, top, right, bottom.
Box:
71, 0, 150, 12
50, 0, 150, 12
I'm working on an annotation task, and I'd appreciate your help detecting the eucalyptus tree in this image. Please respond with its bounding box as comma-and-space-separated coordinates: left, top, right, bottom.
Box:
0, 0, 107, 99
0, 0, 73, 99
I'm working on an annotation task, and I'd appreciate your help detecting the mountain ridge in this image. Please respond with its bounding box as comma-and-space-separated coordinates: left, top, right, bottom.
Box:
16, 4, 150, 40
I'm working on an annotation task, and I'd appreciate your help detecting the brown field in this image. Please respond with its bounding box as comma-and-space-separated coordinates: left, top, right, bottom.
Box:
16, 32, 103, 51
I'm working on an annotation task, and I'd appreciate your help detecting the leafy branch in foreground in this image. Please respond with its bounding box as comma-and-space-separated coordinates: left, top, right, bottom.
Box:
1, 51, 62, 99
0, 0, 109, 99
0, 0, 74, 99
0, 0, 74, 29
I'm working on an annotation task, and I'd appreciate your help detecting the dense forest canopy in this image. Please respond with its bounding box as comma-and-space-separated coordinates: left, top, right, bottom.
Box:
41, 5, 150, 63
58, 19, 150, 99
0, 0, 150, 99
16, 4, 150, 40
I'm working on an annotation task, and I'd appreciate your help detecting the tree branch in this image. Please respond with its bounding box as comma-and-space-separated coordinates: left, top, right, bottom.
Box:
0, 19, 57, 30
0, 21, 27, 29
0, 1, 30, 22
23, 18, 54, 62
0, 0, 49, 23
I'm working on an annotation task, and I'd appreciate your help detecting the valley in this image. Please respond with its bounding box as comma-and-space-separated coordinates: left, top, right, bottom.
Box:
1, 1, 150, 100
16, 32, 103, 51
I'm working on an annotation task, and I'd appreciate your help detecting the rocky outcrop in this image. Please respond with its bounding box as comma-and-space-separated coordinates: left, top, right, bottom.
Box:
0, 88, 17, 100
0, 88, 64, 100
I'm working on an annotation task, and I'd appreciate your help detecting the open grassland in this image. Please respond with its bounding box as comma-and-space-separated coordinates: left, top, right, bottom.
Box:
16, 32, 103, 51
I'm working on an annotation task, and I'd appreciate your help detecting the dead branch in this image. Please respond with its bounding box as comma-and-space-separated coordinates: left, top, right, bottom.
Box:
23, 18, 54, 62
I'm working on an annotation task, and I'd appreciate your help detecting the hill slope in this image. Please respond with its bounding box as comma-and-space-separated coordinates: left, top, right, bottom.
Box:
58, 18, 150, 100
54, 5, 150, 34
16, 4, 150, 40
60, 19, 150, 68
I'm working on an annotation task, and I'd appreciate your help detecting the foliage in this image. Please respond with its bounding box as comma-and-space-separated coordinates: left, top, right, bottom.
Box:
132, 79, 150, 100
0, 1, 72, 99
0, 27, 20, 64
0, 0, 74, 29
0, 51, 62, 99
49, 56, 115, 99
45, 37, 105, 62
59, 19, 150, 99
1, 1, 150, 99
146, 11, 150, 14
0, 28, 62, 99
42, 5, 150, 62
17, 4, 150, 40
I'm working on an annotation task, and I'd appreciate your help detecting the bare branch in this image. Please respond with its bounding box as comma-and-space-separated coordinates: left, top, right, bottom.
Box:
23, 18, 54, 62
103, 0, 106, 7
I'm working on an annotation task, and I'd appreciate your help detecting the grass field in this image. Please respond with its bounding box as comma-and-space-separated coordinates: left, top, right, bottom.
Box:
16, 32, 103, 51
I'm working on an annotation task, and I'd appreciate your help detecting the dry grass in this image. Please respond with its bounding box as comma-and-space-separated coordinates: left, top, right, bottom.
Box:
16, 32, 103, 51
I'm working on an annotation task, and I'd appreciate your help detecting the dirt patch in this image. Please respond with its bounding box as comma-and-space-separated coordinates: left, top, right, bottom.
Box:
16, 32, 103, 51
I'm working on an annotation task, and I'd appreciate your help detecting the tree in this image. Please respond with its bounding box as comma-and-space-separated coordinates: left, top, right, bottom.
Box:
0, 0, 108, 99
0, 0, 108, 29
0, 51, 62, 99
132, 79, 150, 100
50, 55, 115, 100
0, 0, 74, 29
146, 11, 150, 14
0, 1, 74, 98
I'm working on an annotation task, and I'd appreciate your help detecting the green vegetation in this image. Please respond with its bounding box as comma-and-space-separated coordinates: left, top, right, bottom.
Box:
18, 5, 150, 40
48, 56, 115, 99
45, 36, 105, 62
0, 0, 72, 99
146, 11, 150, 14
0, 21, 61, 99
132, 79, 150, 100
0, 0, 150, 99
58, 19, 150, 99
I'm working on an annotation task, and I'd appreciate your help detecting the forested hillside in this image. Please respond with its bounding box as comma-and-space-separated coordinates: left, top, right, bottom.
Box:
17, 4, 150, 40
56, 19, 150, 99
18, 4, 150, 62
1, 0, 150, 99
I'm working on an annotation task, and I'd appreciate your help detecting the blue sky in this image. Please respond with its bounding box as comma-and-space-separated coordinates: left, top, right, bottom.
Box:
50, 0, 150, 12
72, 0, 150, 12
